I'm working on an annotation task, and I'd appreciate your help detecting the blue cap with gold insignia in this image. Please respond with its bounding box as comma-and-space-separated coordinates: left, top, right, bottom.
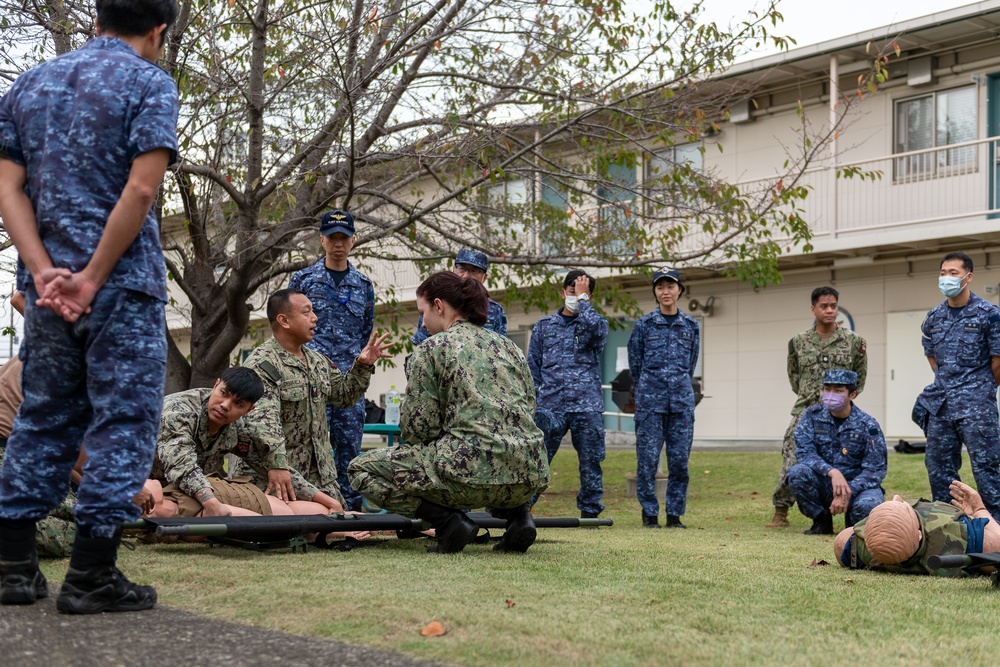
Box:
652, 267, 684, 291
455, 248, 489, 272
320, 210, 355, 237
823, 369, 858, 388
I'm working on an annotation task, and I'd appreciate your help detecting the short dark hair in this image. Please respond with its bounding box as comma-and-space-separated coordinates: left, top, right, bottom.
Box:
218, 367, 265, 404
824, 382, 858, 394
811, 286, 839, 306
267, 288, 305, 324
96, 0, 179, 37
416, 272, 488, 326
941, 252, 973, 273
563, 269, 596, 294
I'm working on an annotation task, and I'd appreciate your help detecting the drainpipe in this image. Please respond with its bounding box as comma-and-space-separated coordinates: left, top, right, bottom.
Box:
830, 54, 839, 239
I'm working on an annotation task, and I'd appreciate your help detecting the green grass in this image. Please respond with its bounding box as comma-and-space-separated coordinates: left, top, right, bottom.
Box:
41, 449, 997, 666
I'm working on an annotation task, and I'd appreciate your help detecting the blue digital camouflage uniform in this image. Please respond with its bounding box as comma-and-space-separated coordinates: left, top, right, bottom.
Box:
0, 36, 178, 538
527, 299, 609, 514
787, 393, 887, 527
288, 260, 375, 510
412, 298, 507, 344
628, 308, 700, 517
916, 292, 1000, 520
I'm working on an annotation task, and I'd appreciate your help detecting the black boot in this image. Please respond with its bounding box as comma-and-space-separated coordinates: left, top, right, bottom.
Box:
666, 515, 687, 529
56, 528, 157, 614
641, 513, 660, 528
804, 511, 834, 535
493, 505, 537, 553
415, 501, 478, 554
0, 519, 47, 605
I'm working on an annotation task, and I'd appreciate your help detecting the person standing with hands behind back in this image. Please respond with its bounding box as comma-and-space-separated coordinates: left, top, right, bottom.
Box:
0, 0, 180, 614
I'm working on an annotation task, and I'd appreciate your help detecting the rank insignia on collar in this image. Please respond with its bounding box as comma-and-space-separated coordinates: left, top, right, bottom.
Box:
842, 447, 848, 455
311, 385, 318, 398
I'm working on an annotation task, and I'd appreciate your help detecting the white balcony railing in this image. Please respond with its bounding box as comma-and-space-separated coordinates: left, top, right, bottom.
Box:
740, 136, 1000, 240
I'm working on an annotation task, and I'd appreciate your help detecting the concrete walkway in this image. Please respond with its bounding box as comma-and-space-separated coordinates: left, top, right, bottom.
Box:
0, 586, 444, 667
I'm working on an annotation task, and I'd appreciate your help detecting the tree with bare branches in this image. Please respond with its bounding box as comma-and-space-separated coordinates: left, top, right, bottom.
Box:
0, 0, 890, 387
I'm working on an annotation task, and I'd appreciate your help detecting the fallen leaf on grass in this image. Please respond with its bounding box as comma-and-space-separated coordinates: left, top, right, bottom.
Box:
505, 599, 516, 608
843, 578, 854, 584
420, 621, 447, 637
696, 555, 706, 559
732, 533, 740, 537
724, 517, 732, 521
704, 470, 711, 474
806, 559, 830, 568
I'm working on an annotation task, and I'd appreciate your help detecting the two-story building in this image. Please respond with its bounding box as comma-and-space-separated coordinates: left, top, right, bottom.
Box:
165, 2, 1000, 445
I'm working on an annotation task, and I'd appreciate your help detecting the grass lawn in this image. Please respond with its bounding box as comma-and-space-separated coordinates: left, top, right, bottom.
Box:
42, 449, 996, 666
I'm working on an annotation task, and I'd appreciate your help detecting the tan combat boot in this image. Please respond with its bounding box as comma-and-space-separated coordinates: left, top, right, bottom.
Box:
765, 506, 789, 528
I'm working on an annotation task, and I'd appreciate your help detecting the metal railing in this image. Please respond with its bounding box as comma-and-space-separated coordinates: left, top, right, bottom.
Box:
735, 136, 1000, 239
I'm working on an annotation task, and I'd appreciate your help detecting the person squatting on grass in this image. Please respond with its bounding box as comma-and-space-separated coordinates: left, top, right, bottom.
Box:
768, 286, 868, 528
628, 268, 700, 529
0, 0, 180, 614
232, 289, 393, 512
786, 369, 886, 536
528, 270, 609, 520
349, 272, 550, 554
835, 480, 1000, 576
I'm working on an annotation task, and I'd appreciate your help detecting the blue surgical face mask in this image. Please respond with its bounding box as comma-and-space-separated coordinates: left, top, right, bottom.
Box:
822, 391, 848, 414
938, 274, 967, 298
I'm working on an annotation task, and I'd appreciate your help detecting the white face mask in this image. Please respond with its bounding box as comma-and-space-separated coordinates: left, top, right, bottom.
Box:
564, 295, 580, 314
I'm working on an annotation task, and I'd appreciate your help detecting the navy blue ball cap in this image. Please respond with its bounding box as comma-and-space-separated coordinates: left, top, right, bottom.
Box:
652, 267, 683, 288
320, 210, 355, 237
455, 248, 489, 272
823, 369, 858, 387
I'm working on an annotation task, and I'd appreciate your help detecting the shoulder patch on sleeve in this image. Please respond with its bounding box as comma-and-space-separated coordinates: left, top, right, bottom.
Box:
257, 360, 281, 384
989, 313, 1000, 324
868, 427, 879, 436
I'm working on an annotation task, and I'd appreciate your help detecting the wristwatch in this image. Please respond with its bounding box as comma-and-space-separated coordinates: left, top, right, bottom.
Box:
578, 293, 590, 302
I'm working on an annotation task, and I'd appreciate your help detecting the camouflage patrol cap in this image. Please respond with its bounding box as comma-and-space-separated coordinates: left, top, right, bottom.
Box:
320, 210, 355, 237
863, 501, 921, 564
455, 248, 489, 272
823, 369, 858, 387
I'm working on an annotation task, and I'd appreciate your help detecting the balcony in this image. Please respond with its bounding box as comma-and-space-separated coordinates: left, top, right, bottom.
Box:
746, 136, 1000, 247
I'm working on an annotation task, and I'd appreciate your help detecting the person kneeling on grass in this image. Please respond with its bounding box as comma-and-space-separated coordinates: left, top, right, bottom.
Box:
786, 369, 886, 535
150, 367, 370, 539
835, 481, 1000, 575
349, 271, 550, 554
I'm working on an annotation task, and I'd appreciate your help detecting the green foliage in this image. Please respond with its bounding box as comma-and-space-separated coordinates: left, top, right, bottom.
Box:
0, 0, 892, 382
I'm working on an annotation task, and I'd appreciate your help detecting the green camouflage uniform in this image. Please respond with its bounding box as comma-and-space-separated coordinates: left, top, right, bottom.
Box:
151, 388, 320, 502
0, 445, 76, 558
772, 326, 867, 508
349, 320, 550, 515
847, 499, 973, 577
235, 337, 374, 505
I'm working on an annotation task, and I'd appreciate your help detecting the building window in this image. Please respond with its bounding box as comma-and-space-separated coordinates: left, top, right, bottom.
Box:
595, 156, 638, 255
645, 143, 703, 216
485, 177, 530, 247
894, 86, 977, 182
